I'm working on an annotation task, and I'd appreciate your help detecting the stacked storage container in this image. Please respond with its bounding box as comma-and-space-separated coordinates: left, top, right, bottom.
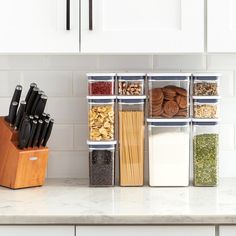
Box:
192, 73, 220, 186
117, 73, 146, 186
87, 73, 117, 187
147, 73, 191, 186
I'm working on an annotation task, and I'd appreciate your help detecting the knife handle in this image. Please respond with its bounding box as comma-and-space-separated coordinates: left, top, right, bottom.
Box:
19, 117, 31, 149
42, 119, 54, 147
14, 101, 26, 130
26, 87, 39, 115
25, 83, 37, 104
27, 120, 38, 148
32, 119, 43, 147
41, 113, 47, 121
37, 119, 49, 147
9, 102, 18, 126
34, 95, 48, 117
30, 90, 45, 115
10, 85, 22, 105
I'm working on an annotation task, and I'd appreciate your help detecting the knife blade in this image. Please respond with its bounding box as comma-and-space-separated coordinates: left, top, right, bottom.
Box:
25, 83, 37, 104
30, 90, 45, 115
37, 119, 49, 147
42, 119, 54, 147
19, 117, 31, 149
34, 95, 48, 117
8, 102, 18, 126
26, 87, 39, 115
14, 100, 27, 130
27, 120, 37, 148
32, 119, 43, 147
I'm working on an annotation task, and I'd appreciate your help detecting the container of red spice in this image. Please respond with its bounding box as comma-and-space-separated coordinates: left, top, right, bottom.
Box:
87, 73, 116, 96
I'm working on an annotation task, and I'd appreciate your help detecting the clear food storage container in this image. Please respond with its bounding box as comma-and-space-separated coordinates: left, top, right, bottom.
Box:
147, 73, 190, 119
147, 119, 190, 187
193, 73, 220, 96
88, 141, 116, 187
87, 73, 116, 96
117, 73, 145, 96
192, 120, 219, 186
118, 96, 146, 186
88, 96, 116, 141
193, 98, 219, 119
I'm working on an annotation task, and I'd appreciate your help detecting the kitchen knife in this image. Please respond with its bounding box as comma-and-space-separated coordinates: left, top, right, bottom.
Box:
34, 95, 48, 117
37, 119, 49, 147
25, 83, 37, 104
19, 117, 31, 149
30, 90, 45, 115
34, 115, 39, 120
8, 102, 18, 126
46, 113, 51, 120
26, 87, 39, 115
41, 113, 47, 121
32, 119, 43, 147
14, 100, 27, 130
27, 120, 37, 148
42, 119, 54, 147
29, 115, 34, 123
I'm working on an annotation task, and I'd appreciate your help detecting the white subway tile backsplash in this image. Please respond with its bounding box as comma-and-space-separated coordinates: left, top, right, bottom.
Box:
48, 125, 74, 151
207, 54, 236, 69
219, 151, 236, 177
220, 124, 235, 151
0, 98, 11, 116
74, 125, 88, 151
47, 151, 88, 178
154, 55, 206, 70
73, 72, 87, 97
221, 98, 236, 123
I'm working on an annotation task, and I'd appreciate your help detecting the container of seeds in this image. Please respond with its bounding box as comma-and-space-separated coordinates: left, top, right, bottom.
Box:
87, 141, 116, 187
87, 96, 116, 141
117, 73, 145, 96
193, 73, 220, 96
193, 97, 219, 119
192, 119, 219, 186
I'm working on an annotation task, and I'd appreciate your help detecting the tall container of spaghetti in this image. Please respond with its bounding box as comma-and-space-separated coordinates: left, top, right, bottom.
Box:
118, 96, 146, 186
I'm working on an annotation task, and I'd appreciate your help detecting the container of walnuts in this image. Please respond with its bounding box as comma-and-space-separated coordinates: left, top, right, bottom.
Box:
147, 73, 191, 119
87, 96, 116, 141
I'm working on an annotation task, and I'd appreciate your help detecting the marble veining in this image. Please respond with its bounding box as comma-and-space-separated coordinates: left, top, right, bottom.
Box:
0, 179, 236, 224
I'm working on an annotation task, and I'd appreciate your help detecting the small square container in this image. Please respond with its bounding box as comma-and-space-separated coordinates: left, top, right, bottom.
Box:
117, 73, 145, 96
87, 73, 116, 96
192, 120, 219, 186
147, 119, 190, 187
148, 73, 190, 119
193, 98, 219, 119
88, 96, 116, 141
88, 141, 116, 187
193, 73, 220, 96
118, 96, 146, 186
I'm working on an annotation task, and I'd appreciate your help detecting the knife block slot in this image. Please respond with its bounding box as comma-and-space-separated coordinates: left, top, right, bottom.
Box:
0, 117, 49, 189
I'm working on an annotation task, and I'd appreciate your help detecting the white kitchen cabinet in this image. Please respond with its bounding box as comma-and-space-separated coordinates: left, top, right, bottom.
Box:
0, 0, 79, 53
220, 226, 236, 236
0, 226, 74, 236
81, 0, 204, 53
208, 0, 236, 52
76, 226, 215, 236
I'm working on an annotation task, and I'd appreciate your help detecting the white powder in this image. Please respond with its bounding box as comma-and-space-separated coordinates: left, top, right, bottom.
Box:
149, 128, 190, 186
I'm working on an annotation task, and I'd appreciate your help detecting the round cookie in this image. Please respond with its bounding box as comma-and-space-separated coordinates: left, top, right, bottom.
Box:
163, 100, 179, 117
162, 87, 176, 98
175, 87, 187, 97
176, 95, 187, 109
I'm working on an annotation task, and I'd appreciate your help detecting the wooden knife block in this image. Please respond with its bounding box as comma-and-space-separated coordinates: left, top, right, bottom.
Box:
0, 117, 49, 189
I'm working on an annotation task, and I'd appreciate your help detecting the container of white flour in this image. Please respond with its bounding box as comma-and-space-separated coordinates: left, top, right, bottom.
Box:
147, 119, 191, 187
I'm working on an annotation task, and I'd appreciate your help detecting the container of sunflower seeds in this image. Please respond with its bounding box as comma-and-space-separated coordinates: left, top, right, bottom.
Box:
88, 141, 116, 187
193, 73, 220, 96
87, 96, 116, 141
192, 120, 219, 186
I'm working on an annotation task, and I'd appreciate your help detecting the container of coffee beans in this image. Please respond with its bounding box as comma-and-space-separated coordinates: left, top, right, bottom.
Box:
87, 141, 116, 187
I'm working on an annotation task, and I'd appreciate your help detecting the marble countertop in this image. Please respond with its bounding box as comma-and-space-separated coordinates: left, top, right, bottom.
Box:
0, 178, 236, 225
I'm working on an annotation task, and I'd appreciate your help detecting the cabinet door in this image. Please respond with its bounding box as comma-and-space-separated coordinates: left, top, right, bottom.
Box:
0, 0, 79, 53
0, 226, 74, 236
208, 0, 236, 52
76, 226, 215, 236
81, 0, 204, 53
220, 226, 236, 236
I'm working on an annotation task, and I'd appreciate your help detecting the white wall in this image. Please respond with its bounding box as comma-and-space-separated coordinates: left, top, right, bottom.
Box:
0, 54, 234, 179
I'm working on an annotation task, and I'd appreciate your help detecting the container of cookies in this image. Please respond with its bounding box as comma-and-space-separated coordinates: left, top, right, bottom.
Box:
192, 119, 219, 186
87, 141, 116, 187
147, 118, 191, 187
87, 96, 116, 141
87, 73, 116, 96
193, 73, 220, 97
117, 73, 145, 96
147, 73, 190, 119
193, 98, 219, 119
117, 96, 146, 186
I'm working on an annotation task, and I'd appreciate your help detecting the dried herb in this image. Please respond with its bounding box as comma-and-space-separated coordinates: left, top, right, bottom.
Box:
193, 82, 218, 96
193, 133, 219, 186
